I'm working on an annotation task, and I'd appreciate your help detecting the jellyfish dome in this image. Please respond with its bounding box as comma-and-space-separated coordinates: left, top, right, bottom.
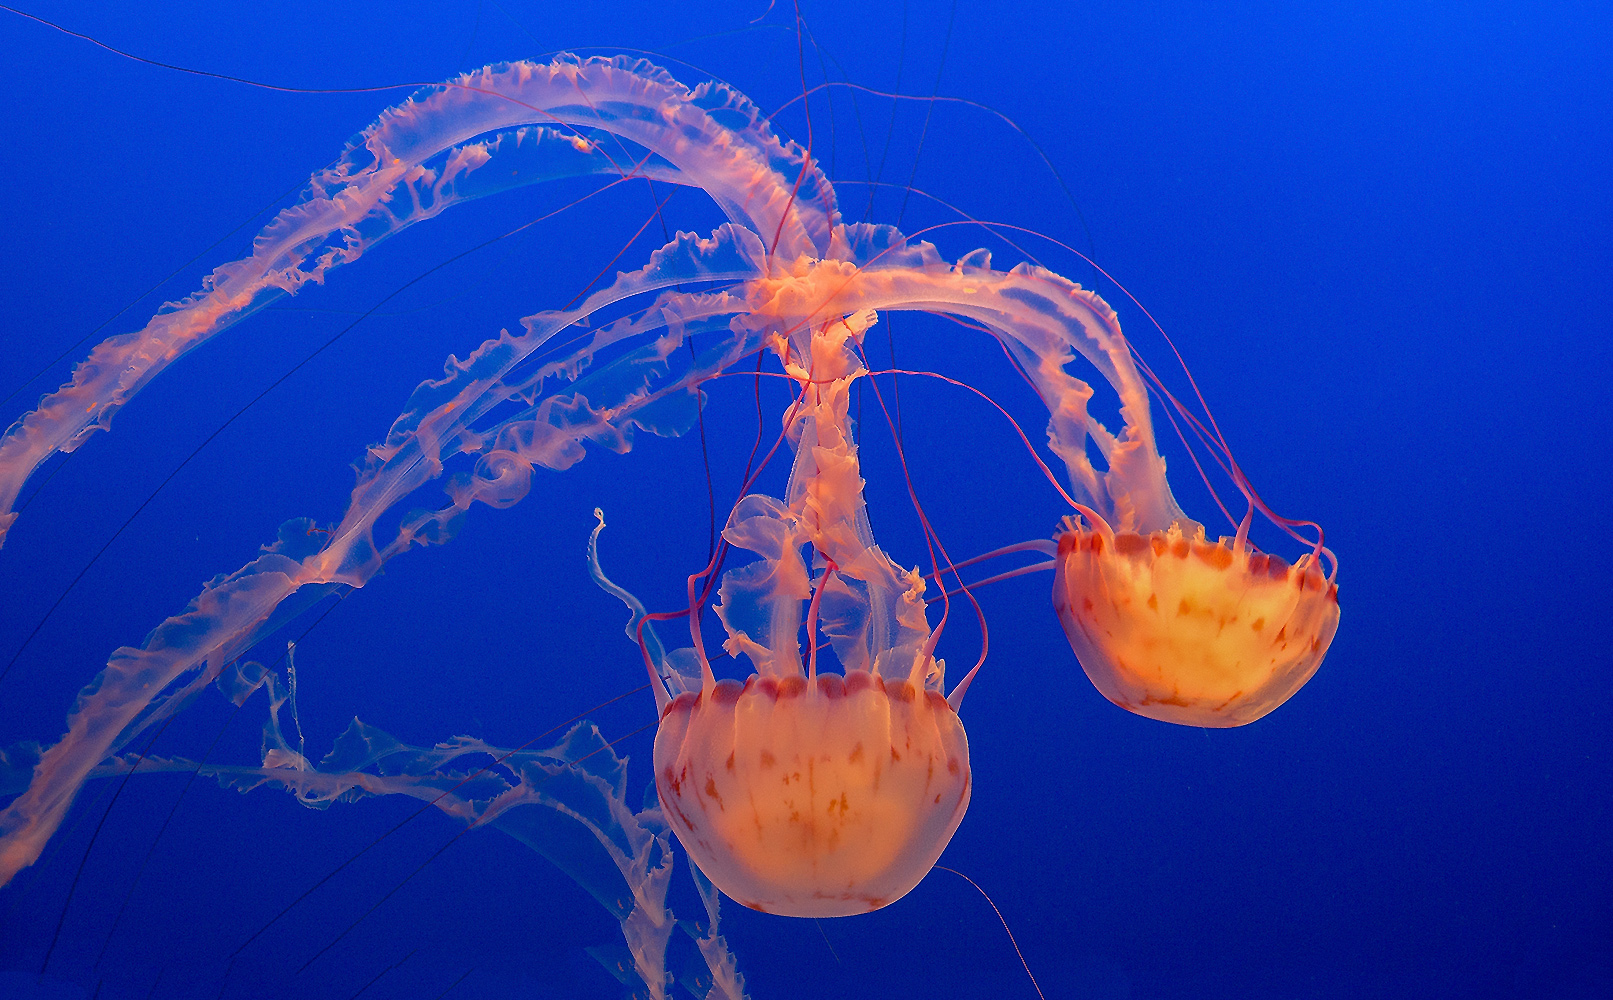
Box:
657, 670, 970, 916
1053, 519, 1340, 727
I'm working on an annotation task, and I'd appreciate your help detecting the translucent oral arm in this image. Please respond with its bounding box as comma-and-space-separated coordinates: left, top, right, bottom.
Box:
748, 229, 1185, 533
85, 696, 747, 1000
0, 54, 837, 547
707, 307, 938, 688
0, 225, 768, 887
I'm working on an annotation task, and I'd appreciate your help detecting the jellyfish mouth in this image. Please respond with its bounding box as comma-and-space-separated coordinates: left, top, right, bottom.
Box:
653, 670, 971, 918
1053, 523, 1340, 728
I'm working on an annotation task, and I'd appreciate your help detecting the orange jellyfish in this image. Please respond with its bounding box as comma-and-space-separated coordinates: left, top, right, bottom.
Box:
627, 309, 972, 917
1033, 280, 1342, 727
1053, 516, 1340, 727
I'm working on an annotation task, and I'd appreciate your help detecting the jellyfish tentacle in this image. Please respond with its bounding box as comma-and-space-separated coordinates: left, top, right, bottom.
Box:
0, 54, 838, 548
711, 308, 937, 688
0, 126, 674, 547
734, 235, 1183, 531
93, 711, 744, 999
938, 560, 1059, 600
588, 509, 677, 714
0, 224, 770, 886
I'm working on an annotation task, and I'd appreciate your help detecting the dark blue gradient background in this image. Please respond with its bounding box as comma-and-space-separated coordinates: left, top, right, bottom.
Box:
1, 3, 1608, 997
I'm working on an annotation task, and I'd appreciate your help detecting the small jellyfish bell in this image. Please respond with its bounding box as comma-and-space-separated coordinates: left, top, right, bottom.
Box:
1053, 508, 1341, 728
1033, 268, 1342, 728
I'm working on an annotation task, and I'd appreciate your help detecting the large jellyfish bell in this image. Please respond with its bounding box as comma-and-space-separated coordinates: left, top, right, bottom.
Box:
657, 669, 968, 917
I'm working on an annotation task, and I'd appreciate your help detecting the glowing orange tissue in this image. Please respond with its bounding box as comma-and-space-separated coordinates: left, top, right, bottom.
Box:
656, 671, 969, 916
595, 309, 974, 917
1053, 520, 1340, 727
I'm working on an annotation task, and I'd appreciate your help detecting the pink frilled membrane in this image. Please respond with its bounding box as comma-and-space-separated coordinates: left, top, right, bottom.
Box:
1053, 520, 1341, 728
654, 671, 970, 917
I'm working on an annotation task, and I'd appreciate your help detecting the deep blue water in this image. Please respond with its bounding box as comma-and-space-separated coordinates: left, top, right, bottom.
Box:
1, 2, 1609, 998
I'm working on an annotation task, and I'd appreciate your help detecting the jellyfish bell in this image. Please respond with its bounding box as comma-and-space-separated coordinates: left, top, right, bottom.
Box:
654, 669, 970, 917
1052, 515, 1341, 727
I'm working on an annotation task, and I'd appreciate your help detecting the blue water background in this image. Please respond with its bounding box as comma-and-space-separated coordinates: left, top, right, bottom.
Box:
1, 2, 1608, 997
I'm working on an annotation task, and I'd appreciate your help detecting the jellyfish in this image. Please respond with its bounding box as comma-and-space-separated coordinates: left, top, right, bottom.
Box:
0, 49, 1338, 989
620, 308, 971, 917
1053, 512, 1340, 727
1037, 289, 1342, 726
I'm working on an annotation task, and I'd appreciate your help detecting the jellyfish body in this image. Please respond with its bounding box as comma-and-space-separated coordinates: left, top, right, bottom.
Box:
655, 672, 969, 916
639, 307, 971, 916
1053, 521, 1340, 727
